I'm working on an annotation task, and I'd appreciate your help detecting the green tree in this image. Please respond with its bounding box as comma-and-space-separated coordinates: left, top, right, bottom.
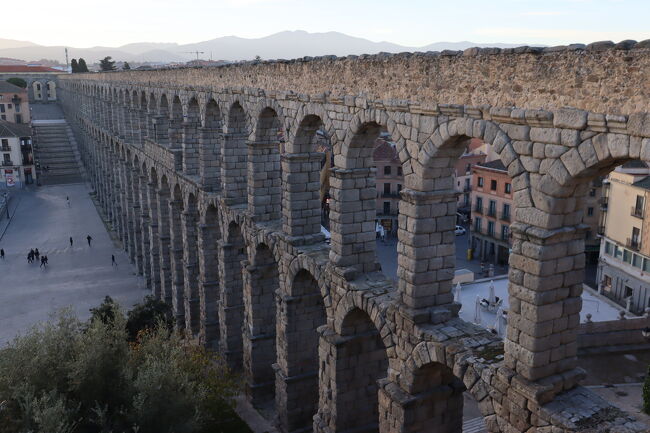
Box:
99, 56, 116, 72
77, 58, 89, 72
6, 77, 27, 88
122, 61, 131, 70
70, 58, 79, 73
0, 303, 246, 433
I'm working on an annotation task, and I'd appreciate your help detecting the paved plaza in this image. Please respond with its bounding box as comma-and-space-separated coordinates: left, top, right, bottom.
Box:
0, 183, 148, 346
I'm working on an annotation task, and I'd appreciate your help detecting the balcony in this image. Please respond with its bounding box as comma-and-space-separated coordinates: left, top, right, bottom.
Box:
487, 207, 497, 218
599, 196, 608, 210
474, 206, 484, 214
626, 238, 641, 251
1, 160, 13, 167
1, 145, 10, 152
631, 206, 644, 219
500, 212, 511, 222
473, 225, 482, 234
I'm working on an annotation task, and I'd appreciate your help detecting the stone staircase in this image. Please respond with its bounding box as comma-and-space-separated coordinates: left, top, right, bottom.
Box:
33, 121, 83, 185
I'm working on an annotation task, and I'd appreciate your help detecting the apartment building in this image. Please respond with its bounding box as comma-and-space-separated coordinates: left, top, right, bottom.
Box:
373, 137, 402, 236
469, 160, 512, 265
0, 121, 36, 187
0, 81, 30, 124
597, 162, 650, 314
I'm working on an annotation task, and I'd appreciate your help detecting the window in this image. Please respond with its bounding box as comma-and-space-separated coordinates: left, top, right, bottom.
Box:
477, 177, 484, 187
15, 114, 22, 124
7, 104, 11, 109
603, 275, 612, 287
1, 139, 7, 147
644, 258, 650, 272
589, 188, 596, 197
488, 200, 496, 217
0, 104, 4, 113
487, 221, 495, 236
14, 103, 20, 113
475, 197, 483, 213
614, 246, 623, 260
383, 183, 391, 194
587, 207, 594, 216
3, 153, 10, 163
625, 286, 633, 298
490, 179, 497, 191
397, 166, 402, 176
501, 225, 510, 241
383, 202, 390, 215
605, 241, 612, 255
383, 166, 391, 176
397, 184, 402, 193
504, 183, 511, 194
623, 250, 632, 264
474, 217, 482, 233
502, 203, 510, 220
634, 195, 644, 216
633, 254, 642, 269
632, 227, 641, 247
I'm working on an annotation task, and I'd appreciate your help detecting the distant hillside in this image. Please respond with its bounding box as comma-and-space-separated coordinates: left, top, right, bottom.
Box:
0, 31, 534, 64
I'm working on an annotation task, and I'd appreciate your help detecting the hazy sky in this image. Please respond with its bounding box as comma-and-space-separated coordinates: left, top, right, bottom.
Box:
9, 0, 650, 47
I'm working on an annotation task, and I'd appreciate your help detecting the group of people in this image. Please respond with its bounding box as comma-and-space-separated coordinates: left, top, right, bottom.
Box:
27, 248, 49, 268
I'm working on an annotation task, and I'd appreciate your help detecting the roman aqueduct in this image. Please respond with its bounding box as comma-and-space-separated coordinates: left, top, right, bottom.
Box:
58, 42, 650, 433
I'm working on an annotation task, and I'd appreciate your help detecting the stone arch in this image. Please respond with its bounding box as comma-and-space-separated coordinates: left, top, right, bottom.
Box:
200, 203, 221, 347
170, 95, 183, 149
169, 182, 186, 327
281, 112, 330, 242
199, 98, 222, 191
158, 174, 173, 304
243, 242, 279, 406
182, 97, 201, 176
316, 307, 389, 433
156, 93, 170, 145
276, 267, 328, 433
222, 101, 249, 204
248, 107, 283, 221
329, 120, 386, 275
181, 192, 200, 334
219, 220, 247, 369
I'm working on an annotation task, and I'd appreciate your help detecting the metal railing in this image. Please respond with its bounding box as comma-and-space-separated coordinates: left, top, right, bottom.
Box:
500, 212, 511, 222
487, 207, 497, 217
631, 206, 644, 219
1, 160, 13, 167
626, 237, 641, 251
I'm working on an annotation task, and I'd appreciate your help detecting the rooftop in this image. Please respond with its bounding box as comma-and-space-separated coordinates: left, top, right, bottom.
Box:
0, 65, 60, 73
632, 176, 650, 191
373, 138, 398, 162
0, 81, 27, 94
475, 159, 507, 172
0, 120, 32, 138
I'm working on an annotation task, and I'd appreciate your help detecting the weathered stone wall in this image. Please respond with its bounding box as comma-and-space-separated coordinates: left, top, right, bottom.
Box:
62, 43, 650, 115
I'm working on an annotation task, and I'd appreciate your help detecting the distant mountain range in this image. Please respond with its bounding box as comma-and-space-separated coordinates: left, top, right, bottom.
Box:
0, 31, 537, 64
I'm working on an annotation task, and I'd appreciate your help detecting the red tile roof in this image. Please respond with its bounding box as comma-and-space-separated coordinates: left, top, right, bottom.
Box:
0, 65, 60, 73
373, 139, 398, 162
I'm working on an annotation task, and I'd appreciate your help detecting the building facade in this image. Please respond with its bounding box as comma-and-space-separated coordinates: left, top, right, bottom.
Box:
0, 121, 36, 187
373, 137, 401, 235
0, 65, 61, 103
597, 163, 650, 314
0, 81, 30, 124
470, 160, 512, 264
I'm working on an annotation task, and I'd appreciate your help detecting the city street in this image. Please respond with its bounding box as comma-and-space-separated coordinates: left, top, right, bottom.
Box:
0, 183, 148, 346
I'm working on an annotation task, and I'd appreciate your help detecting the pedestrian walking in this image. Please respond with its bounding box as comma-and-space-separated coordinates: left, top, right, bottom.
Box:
34, 248, 40, 260
40, 256, 45, 268
0, 248, 4, 259
66, 196, 71, 207
86, 235, 92, 246
69, 237, 73, 247
27, 253, 32, 264
111, 254, 117, 267
44, 256, 48, 265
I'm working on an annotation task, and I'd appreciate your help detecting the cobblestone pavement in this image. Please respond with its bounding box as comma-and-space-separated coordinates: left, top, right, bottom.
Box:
0, 183, 148, 346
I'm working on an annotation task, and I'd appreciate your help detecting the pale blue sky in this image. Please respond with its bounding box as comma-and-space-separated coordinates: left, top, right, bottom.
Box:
12, 0, 650, 47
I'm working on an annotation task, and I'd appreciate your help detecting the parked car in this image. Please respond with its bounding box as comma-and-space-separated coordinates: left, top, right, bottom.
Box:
455, 225, 466, 236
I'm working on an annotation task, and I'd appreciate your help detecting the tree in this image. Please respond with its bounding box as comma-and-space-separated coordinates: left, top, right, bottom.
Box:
255, 55, 261, 61
122, 61, 131, 70
78, 58, 89, 73
99, 56, 116, 72
6, 78, 26, 88
70, 58, 79, 73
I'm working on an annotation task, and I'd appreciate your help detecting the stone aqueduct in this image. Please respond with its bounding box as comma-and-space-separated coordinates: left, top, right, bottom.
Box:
58, 44, 650, 433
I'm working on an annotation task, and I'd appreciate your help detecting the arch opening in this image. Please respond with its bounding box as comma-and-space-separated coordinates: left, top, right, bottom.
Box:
222, 102, 249, 204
